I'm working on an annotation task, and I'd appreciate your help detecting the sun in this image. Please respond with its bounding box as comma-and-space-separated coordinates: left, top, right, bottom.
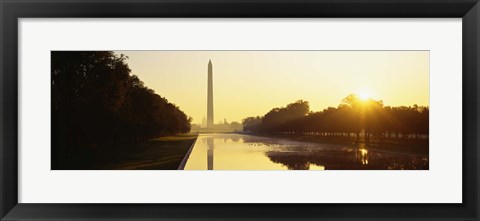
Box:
358, 92, 371, 100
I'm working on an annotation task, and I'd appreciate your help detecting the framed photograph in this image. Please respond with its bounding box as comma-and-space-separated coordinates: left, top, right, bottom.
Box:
1, 0, 479, 220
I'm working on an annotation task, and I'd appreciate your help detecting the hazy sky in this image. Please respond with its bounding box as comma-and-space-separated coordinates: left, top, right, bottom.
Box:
115, 51, 429, 124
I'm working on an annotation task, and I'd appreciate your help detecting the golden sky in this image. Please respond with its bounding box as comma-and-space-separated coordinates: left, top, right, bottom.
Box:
115, 51, 429, 124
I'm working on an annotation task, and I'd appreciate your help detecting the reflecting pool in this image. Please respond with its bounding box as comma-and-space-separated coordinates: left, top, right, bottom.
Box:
183, 133, 428, 170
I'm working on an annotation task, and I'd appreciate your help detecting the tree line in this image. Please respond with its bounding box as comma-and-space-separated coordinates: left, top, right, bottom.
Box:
52, 51, 191, 153
242, 94, 428, 141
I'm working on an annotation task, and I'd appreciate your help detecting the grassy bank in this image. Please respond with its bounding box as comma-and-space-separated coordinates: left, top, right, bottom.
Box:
54, 134, 198, 170
242, 133, 428, 157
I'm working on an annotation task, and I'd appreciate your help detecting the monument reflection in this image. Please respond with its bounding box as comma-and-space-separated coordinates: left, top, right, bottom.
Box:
207, 137, 214, 170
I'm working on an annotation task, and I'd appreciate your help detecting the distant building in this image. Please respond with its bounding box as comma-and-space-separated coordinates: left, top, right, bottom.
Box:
201, 116, 207, 128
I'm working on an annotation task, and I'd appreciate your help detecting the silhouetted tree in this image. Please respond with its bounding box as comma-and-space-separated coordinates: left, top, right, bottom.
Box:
242, 116, 262, 132
52, 51, 191, 168
261, 100, 309, 132
242, 95, 428, 143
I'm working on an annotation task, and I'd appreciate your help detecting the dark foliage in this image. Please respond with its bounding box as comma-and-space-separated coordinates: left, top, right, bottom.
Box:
51, 51, 191, 168
243, 95, 429, 141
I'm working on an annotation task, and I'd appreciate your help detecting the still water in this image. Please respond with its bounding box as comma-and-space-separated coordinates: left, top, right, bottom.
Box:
183, 133, 428, 170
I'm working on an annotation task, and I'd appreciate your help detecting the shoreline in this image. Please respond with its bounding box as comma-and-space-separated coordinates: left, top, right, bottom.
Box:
177, 135, 198, 170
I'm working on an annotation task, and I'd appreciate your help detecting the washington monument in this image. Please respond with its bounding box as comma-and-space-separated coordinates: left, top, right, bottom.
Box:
207, 59, 214, 128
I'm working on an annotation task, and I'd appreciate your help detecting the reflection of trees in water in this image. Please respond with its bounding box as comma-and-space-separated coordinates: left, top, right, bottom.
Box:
242, 135, 428, 170
207, 134, 428, 170
214, 136, 241, 144
230, 136, 241, 143
267, 153, 312, 170
265, 149, 428, 170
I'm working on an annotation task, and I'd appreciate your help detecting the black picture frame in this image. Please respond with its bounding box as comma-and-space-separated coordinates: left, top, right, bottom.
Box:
1, 0, 479, 220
